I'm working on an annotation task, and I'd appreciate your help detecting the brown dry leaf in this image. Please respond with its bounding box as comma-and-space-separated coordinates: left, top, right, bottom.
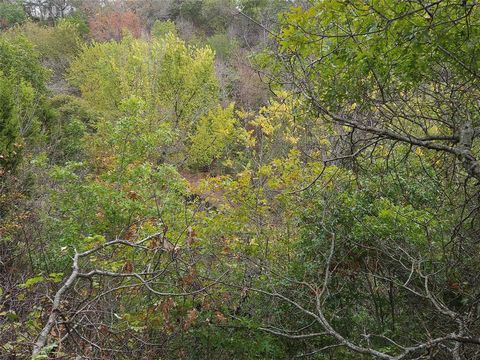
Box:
95, 209, 105, 220
122, 261, 134, 273
186, 226, 197, 247
214, 311, 227, 324
183, 308, 198, 331
127, 190, 140, 200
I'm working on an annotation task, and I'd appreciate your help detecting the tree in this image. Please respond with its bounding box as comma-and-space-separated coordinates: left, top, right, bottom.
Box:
245, 1, 480, 358
188, 103, 245, 169
0, 71, 21, 171
88, 9, 142, 41
151, 19, 177, 39
0, 2, 26, 29
0, 34, 48, 170
68, 33, 219, 160
7, 19, 84, 73
6, 1, 480, 359
0, 34, 49, 92
272, 0, 480, 181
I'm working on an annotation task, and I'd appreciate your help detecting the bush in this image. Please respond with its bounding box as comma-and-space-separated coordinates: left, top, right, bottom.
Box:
0, 71, 21, 170
188, 104, 241, 169
0, 34, 49, 91
207, 33, 237, 60
89, 10, 142, 42
0, 3, 26, 30
0, 34, 49, 171
8, 20, 83, 72
45, 95, 99, 163
151, 19, 177, 39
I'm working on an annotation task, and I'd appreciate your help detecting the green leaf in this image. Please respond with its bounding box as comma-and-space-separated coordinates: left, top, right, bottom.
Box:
19, 275, 44, 288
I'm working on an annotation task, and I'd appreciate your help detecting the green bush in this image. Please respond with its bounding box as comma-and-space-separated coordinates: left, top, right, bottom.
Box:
0, 3, 26, 30
151, 19, 177, 38
207, 33, 237, 60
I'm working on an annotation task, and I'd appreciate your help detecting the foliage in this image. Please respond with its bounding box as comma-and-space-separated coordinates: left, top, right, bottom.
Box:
188, 103, 245, 169
88, 10, 142, 42
0, 34, 49, 91
6, 20, 83, 71
44, 95, 99, 163
0, 2, 26, 30
68, 33, 219, 152
0, 70, 21, 170
277, 1, 480, 102
0, 34, 48, 170
207, 33, 237, 60
151, 19, 177, 39
63, 11, 90, 37
3, 1, 480, 359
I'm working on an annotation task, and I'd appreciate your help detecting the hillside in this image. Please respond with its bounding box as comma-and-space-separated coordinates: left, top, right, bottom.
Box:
1, 1, 480, 359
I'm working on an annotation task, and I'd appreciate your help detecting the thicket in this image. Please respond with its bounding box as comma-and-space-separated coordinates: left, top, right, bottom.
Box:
1, 1, 480, 359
